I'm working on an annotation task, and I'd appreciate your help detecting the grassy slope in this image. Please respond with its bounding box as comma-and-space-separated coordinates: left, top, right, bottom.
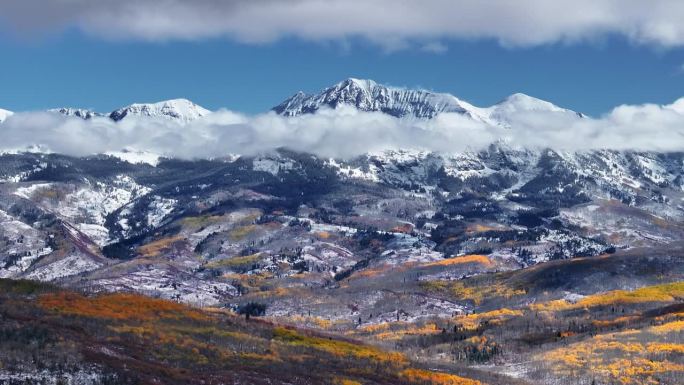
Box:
0, 279, 483, 385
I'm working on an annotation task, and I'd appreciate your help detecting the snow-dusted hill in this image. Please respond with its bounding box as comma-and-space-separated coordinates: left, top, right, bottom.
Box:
109, 98, 211, 122
273, 78, 582, 126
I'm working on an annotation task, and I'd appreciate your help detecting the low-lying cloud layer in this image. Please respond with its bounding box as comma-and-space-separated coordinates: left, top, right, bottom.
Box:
1, 99, 683, 159
2, 0, 684, 49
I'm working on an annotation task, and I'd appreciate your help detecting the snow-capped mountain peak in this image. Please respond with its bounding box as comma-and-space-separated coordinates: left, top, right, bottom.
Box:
49, 108, 103, 120
495, 93, 566, 112
337, 77, 379, 94
109, 98, 211, 122
483, 93, 584, 126
272, 79, 583, 125
273, 78, 482, 119
0, 108, 14, 123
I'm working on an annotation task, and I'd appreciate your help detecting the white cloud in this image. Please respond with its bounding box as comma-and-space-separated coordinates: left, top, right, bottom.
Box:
420, 42, 448, 54
1, 99, 684, 159
2, 1, 684, 49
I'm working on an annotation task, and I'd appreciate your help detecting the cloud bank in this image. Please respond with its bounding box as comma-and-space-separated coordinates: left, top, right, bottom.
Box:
2, 1, 684, 49
1, 99, 684, 159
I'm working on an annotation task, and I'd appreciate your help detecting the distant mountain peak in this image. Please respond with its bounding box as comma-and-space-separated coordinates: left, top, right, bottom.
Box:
273, 79, 584, 124
109, 98, 211, 122
490, 93, 585, 121
273, 78, 477, 119
49, 108, 103, 120
337, 77, 378, 92
495, 93, 565, 112
0, 108, 13, 123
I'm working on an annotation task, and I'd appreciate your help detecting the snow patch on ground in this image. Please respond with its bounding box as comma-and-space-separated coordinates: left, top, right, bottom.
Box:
24, 253, 103, 281
0, 369, 105, 385
147, 196, 177, 228
105, 150, 162, 166
13, 183, 54, 199
326, 158, 380, 182
90, 267, 236, 306
54, 176, 151, 245
0, 209, 53, 278
253, 156, 296, 175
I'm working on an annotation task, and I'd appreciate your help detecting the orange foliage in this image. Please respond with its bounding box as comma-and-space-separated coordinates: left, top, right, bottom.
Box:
455, 308, 523, 330
591, 316, 639, 328
465, 224, 499, 234
541, 327, 684, 385
391, 223, 414, 234
273, 327, 407, 365
349, 321, 445, 342
400, 369, 482, 385
650, 320, 684, 334
531, 281, 684, 312
646, 343, 684, 354
333, 378, 362, 385
456, 308, 523, 330
358, 322, 393, 333
373, 323, 442, 341
274, 315, 339, 330
2, 280, 488, 385
39, 292, 208, 322
339, 262, 418, 284
425, 255, 493, 268
448, 282, 524, 305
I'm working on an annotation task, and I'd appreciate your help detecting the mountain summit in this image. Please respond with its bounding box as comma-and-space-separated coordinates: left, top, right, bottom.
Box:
109, 98, 211, 122
484, 93, 584, 127
273, 78, 483, 119
273, 78, 582, 125
45, 99, 212, 123
48, 108, 103, 120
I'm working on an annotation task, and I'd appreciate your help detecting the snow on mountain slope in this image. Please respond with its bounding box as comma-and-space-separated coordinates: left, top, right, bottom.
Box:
24, 252, 104, 282
49, 108, 104, 120
105, 149, 162, 166
273, 78, 490, 120
273, 79, 583, 126
60, 176, 152, 245
490, 93, 566, 114
109, 98, 211, 122
0, 209, 52, 278
2, 82, 586, 130
485, 93, 584, 127
253, 154, 297, 175
12, 176, 152, 246
0, 108, 13, 123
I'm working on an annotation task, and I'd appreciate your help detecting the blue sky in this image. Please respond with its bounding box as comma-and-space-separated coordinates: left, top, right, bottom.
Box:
1, 1, 683, 116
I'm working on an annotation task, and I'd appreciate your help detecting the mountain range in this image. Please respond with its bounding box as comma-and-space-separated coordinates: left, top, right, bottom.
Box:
0, 79, 683, 385
274, 78, 584, 124
0, 78, 582, 127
